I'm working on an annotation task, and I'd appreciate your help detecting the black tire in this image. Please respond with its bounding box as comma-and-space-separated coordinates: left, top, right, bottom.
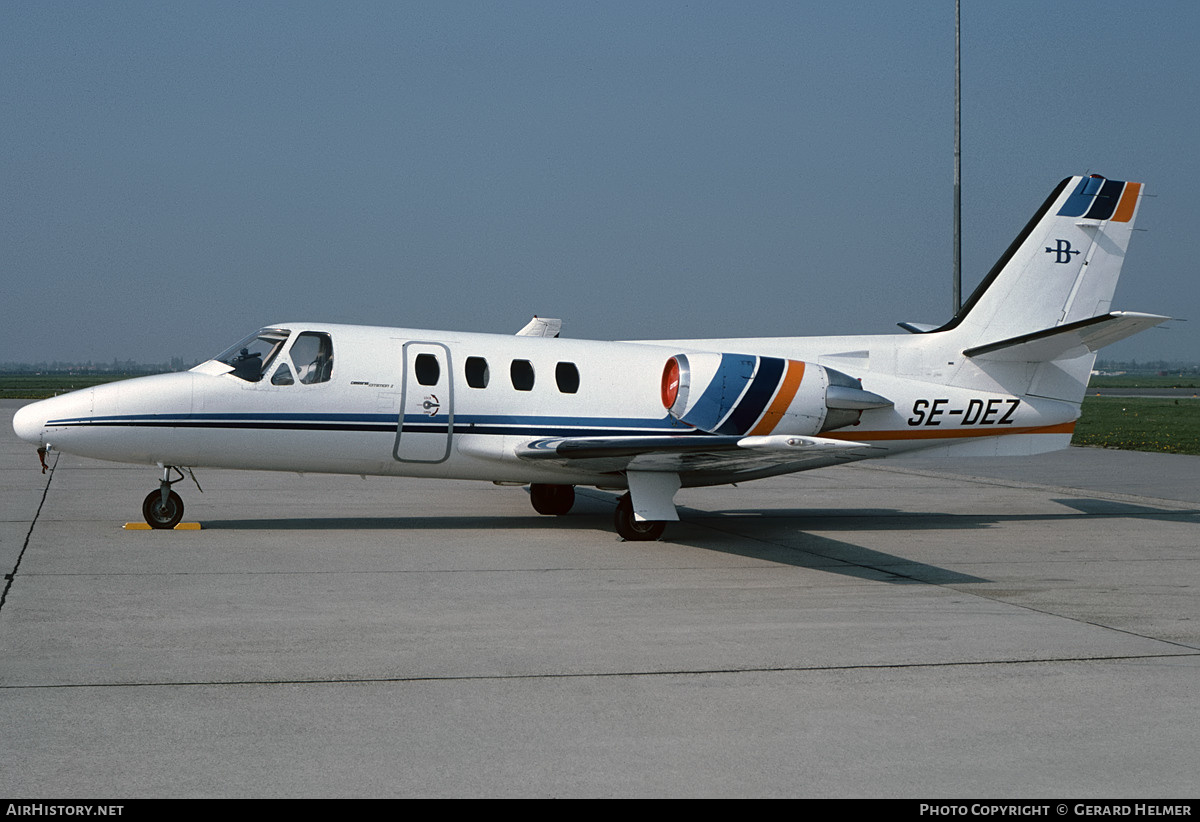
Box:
613, 494, 666, 541
530, 483, 575, 515
142, 489, 184, 530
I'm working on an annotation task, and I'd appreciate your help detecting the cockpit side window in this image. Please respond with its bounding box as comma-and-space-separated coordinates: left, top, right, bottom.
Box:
287, 332, 334, 385
216, 328, 291, 383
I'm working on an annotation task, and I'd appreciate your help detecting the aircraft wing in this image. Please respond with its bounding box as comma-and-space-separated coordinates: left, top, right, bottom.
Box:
515, 433, 878, 476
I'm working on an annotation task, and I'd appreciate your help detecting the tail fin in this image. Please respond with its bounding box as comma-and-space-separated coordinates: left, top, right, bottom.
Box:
942, 175, 1145, 343
932, 175, 1168, 403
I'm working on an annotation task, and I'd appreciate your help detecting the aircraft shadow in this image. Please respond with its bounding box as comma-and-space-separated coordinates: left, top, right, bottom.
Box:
1049, 498, 1200, 519
698, 500, 1200, 531
199, 510, 986, 585
663, 497, 1198, 585
199, 496, 1197, 586
665, 508, 986, 585
200, 514, 613, 531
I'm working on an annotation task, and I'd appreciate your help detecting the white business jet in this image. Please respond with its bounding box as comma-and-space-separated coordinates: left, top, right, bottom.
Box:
13, 175, 1169, 539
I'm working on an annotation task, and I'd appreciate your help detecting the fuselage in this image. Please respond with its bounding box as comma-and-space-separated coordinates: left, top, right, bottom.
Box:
14, 321, 1081, 490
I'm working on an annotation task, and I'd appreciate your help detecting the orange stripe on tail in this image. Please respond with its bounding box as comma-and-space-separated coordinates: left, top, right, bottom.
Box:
1110, 182, 1142, 223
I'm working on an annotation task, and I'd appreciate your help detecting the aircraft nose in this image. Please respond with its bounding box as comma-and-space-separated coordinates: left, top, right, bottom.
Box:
13, 400, 50, 445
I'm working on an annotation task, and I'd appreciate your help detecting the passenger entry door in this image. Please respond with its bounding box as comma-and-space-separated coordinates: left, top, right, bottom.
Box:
393, 341, 454, 463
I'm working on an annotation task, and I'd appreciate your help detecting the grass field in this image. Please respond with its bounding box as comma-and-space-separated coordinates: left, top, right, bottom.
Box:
1074, 396, 1200, 455
1087, 374, 1200, 389
0, 374, 135, 399
5, 375, 1199, 456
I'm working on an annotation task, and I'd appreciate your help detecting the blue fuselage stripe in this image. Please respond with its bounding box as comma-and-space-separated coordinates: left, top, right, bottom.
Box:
45, 412, 690, 439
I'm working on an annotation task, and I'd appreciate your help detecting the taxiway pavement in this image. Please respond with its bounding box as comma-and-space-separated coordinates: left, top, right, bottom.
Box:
1, 399, 1197, 797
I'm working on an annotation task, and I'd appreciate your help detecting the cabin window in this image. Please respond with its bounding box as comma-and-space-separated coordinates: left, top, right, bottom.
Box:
288, 332, 334, 384
510, 359, 535, 391
215, 327, 291, 383
414, 353, 440, 386
555, 362, 580, 394
465, 356, 489, 388
270, 364, 295, 386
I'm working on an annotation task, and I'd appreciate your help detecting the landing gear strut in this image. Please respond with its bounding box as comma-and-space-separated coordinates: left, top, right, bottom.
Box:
613, 493, 666, 542
142, 465, 186, 529
530, 483, 575, 515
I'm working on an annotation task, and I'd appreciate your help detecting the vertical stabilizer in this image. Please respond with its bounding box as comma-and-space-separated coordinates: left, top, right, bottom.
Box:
941, 175, 1144, 345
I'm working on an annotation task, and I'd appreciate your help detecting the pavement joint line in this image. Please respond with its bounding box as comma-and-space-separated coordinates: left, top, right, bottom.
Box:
0, 451, 57, 615
7, 567, 739, 577
684, 509, 1200, 654
946, 592, 1200, 653
3, 651, 1198, 691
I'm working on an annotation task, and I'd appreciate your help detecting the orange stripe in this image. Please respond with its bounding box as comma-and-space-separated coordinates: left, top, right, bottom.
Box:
824, 421, 1076, 442
1110, 181, 1141, 223
749, 360, 805, 435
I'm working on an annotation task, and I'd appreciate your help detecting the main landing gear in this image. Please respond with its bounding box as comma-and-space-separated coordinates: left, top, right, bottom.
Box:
529, 483, 575, 516
613, 494, 666, 542
529, 483, 668, 541
141, 465, 193, 529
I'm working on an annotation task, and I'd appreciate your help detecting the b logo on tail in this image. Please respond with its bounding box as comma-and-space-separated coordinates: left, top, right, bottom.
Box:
1045, 239, 1081, 264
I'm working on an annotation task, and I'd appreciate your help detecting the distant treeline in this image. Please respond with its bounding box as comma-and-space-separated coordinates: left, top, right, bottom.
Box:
1094, 359, 1200, 375
0, 357, 195, 375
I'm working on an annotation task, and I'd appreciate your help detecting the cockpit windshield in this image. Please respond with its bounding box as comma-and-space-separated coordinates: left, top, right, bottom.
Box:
213, 327, 335, 385
214, 328, 291, 383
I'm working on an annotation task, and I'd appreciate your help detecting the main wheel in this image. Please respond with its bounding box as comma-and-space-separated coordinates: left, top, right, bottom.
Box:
613, 494, 666, 541
530, 483, 575, 515
142, 489, 184, 529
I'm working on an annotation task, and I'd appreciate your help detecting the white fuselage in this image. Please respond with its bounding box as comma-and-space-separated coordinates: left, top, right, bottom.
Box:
14, 321, 1080, 490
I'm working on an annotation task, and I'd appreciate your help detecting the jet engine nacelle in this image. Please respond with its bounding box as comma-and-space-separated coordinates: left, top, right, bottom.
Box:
660, 353, 891, 436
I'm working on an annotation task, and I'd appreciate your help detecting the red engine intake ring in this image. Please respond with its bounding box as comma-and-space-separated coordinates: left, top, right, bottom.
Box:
661, 357, 681, 410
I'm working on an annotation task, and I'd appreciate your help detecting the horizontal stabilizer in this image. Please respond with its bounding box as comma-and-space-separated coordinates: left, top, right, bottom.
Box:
963, 312, 1170, 362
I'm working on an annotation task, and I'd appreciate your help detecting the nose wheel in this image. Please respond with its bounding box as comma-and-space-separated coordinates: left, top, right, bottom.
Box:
142, 489, 184, 529
141, 465, 195, 529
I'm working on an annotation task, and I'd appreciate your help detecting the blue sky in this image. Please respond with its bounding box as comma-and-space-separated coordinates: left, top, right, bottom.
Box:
3, 1, 1197, 364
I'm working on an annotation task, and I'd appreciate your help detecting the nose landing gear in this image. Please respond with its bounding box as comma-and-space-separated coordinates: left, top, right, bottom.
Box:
141, 465, 197, 529
142, 488, 184, 529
